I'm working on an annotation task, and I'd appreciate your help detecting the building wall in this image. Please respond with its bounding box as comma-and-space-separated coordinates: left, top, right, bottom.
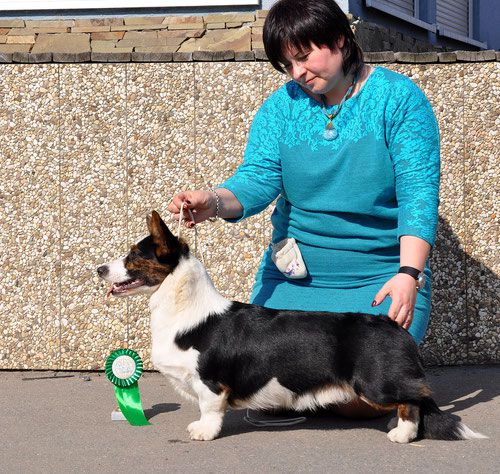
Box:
0, 60, 498, 370
477, 0, 500, 51
1, 1, 496, 50
350, 0, 498, 50
0, 11, 486, 64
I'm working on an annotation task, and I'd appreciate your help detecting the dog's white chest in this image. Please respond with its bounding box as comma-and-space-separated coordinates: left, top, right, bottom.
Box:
150, 327, 201, 402
147, 255, 231, 403
151, 337, 199, 380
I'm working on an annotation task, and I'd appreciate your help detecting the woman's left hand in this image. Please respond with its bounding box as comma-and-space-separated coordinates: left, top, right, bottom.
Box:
372, 274, 417, 330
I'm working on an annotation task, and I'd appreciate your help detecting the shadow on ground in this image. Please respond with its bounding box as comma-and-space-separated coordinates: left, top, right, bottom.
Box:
149, 365, 497, 440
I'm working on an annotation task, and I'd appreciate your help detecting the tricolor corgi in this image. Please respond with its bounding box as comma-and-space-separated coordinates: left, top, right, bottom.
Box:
97, 211, 486, 442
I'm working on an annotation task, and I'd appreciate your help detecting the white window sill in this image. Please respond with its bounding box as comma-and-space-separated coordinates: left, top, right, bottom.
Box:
0, 0, 258, 10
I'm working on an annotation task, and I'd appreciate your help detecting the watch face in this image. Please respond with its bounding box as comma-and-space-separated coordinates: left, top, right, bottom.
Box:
417, 273, 426, 290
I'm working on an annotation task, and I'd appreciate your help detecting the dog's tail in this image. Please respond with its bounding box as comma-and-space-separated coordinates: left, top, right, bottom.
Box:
418, 397, 487, 440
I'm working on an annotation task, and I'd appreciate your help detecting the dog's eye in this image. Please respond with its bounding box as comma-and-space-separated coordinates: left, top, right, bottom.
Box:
128, 249, 141, 260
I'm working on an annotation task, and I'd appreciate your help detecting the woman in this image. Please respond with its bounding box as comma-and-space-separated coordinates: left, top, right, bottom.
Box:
168, 0, 440, 418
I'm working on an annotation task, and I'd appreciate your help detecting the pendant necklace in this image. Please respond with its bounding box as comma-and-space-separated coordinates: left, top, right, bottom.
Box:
321, 73, 358, 141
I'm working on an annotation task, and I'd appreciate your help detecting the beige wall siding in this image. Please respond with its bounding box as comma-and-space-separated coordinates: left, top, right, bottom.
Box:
0, 61, 498, 369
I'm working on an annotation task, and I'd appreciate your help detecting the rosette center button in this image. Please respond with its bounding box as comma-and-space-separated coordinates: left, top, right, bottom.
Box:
112, 356, 136, 379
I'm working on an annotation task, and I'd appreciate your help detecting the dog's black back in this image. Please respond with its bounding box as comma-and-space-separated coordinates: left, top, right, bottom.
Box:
176, 302, 426, 406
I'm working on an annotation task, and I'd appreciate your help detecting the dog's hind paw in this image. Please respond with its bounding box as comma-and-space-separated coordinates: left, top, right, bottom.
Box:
187, 420, 220, 441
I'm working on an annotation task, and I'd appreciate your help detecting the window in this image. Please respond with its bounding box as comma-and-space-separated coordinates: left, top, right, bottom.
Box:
365, 0, 436, 32
437, 0, 469, 37
435, 0, 485, 47
374, 0, 415, 18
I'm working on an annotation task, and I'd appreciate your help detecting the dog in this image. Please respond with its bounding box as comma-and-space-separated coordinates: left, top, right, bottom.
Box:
97, 210, 486, 443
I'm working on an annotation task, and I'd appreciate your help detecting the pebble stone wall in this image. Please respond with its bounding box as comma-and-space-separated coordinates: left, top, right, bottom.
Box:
0, 60, 498, 370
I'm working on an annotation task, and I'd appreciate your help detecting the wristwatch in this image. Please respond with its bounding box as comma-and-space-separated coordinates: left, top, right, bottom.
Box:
398, 266, 426, 291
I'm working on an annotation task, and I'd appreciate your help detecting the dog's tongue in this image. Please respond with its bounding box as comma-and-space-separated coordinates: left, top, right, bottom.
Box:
106, 285, 115, 298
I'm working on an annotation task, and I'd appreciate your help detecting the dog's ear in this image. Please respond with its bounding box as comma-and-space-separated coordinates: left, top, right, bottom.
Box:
148, 211, 179, 260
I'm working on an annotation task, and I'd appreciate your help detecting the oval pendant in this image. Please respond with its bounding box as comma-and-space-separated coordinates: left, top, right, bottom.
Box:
323, 127, 338, 140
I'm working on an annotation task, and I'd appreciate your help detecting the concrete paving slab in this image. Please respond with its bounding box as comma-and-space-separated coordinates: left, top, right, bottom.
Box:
0, 365, 498, 473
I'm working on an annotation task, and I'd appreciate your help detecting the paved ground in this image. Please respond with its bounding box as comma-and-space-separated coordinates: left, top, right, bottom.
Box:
0, 365, 498, 473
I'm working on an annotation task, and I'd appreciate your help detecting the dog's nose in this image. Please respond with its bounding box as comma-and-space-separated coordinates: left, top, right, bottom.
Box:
97, 265, 108, 277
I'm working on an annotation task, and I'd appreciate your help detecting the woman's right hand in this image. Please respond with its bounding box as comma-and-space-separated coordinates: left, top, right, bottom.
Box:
167, 190, 217, 228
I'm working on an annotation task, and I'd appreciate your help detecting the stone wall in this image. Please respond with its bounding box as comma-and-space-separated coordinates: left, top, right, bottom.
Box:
1, 13, 497, 64
0, 60, 498, 370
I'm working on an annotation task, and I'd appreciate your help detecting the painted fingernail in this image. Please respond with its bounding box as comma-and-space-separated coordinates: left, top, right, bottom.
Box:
371, 300, 377, 307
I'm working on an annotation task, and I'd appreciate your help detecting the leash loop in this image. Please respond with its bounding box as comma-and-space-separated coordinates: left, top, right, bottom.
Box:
177, 201, 205, 264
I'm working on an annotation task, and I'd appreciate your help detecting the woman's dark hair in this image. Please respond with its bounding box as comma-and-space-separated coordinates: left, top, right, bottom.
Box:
263, 0, 364, 76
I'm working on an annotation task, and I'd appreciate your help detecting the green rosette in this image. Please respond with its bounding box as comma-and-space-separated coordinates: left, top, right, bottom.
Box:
105, 349, 151, 426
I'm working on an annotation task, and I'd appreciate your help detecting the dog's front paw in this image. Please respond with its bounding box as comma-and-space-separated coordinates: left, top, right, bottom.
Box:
387, 426, 417, 444
187, 420, 220, 441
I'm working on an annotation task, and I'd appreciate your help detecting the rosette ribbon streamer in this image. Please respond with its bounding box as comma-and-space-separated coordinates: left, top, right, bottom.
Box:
105, 349, 151, 426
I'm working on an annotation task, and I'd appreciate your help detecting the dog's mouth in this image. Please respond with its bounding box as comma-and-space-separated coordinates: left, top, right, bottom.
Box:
106, 278, 145, 297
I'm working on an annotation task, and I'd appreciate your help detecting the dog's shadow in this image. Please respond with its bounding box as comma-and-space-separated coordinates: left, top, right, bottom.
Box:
220, 406, 390, 439
144, 402, 181, 419
217, 365, 498, 439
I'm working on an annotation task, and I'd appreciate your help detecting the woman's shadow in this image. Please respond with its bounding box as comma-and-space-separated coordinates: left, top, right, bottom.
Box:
422, 216, 498, 366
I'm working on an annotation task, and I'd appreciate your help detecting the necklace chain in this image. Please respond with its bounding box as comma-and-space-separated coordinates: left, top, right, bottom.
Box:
320, 72, 358, 140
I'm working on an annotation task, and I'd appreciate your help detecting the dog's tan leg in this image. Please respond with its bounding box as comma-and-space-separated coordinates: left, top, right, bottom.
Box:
187, 381, 229, 441
387, 403, 420, 444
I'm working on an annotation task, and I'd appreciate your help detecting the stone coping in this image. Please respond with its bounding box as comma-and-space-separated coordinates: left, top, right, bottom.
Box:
1, 49, 498, 64
0, 13, 498, 64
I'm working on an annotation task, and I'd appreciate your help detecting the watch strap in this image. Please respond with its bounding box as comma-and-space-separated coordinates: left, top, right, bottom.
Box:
398, 266, 421, 280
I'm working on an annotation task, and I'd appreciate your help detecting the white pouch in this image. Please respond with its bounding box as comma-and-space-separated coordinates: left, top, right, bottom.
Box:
271, 238, 308, 279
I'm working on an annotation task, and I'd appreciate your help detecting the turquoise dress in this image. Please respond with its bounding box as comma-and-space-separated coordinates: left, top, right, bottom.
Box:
219, 66, 440, 344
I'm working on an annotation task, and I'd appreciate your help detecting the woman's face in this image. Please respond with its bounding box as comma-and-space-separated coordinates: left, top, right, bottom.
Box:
282, 38, 345, 95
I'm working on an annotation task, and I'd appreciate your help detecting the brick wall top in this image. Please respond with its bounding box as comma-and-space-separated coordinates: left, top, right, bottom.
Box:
0, 12, 498, 64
